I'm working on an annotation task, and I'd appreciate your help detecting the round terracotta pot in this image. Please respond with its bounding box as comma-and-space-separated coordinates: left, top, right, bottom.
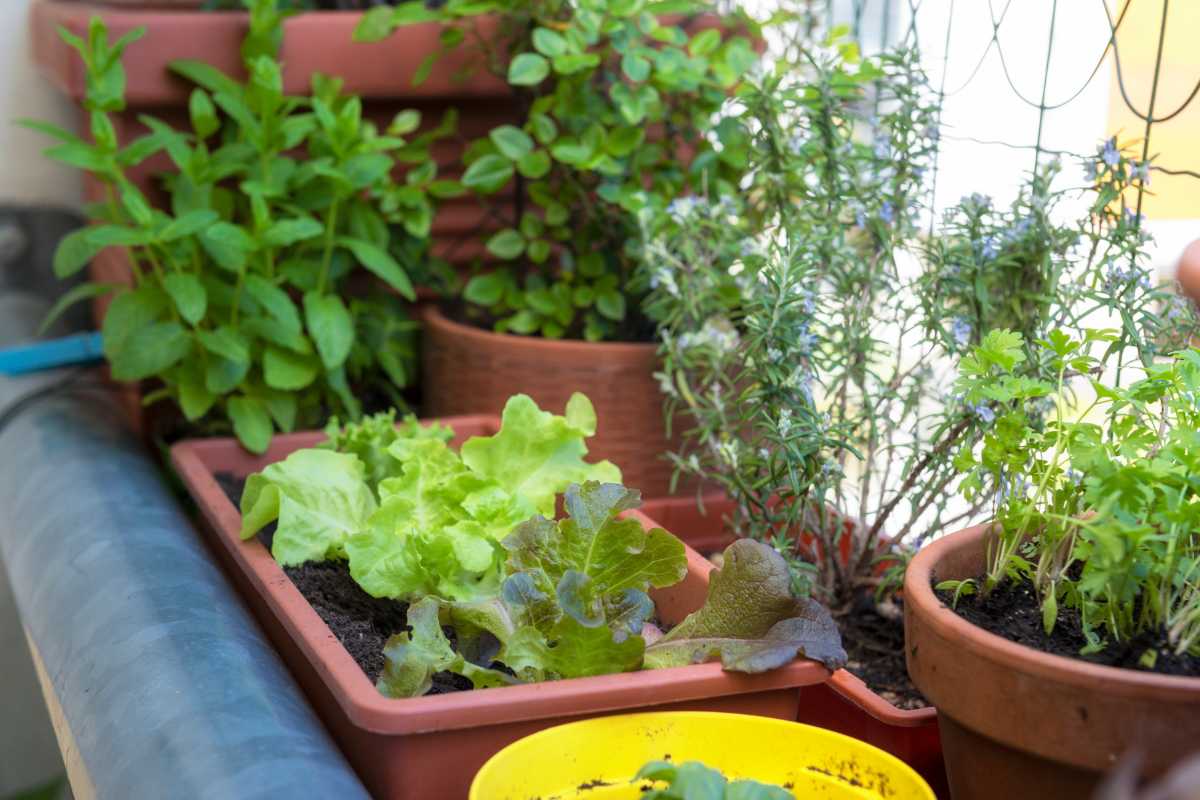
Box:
904, 523, 1200, 800
421, 304, 680, 497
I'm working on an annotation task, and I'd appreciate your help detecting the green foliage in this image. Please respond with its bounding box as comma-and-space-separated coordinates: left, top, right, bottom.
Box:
240, 395, 843, 696
240, 393, 620, 597
640, 26, 1200, 607
358, 0, 758, 341
31, 3, 455, 451
637, 760, 794, 800
376, 483, 846, 697
950, 332, 1200, 660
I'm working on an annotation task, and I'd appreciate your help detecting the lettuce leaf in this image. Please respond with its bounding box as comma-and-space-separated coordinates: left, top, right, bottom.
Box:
345, 395, 620, 602
375, 596, 518, 697
239, 449, 377, 566
321, 409, 453, 490
375, 481, 679, 696
460, 393, 621, 515
643, 539, 847, 672
240, 393, 615, 597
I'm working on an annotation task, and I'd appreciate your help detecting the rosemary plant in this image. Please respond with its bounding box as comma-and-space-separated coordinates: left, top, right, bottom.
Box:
641, 38, 1199, 611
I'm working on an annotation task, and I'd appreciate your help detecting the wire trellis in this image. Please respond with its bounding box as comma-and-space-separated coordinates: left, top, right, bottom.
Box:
829, 0, 1200, 234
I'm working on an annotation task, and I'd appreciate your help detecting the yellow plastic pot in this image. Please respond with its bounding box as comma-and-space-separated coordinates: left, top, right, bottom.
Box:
470, 711, 935, 799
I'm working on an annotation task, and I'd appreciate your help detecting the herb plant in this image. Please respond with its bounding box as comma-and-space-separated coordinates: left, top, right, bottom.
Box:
31, 2, 453, 451
636, 760, 794, 800
945, 331, 1200, 664
240, 393, 845, 696
641, 36, 1199, 611
357, 0, 758, 341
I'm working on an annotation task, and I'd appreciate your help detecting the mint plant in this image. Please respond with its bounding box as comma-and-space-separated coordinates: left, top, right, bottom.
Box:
946, 331, 1200, 665
640, 36, 1200, 610
357, 0, 758, 341
31, 2, 454, 452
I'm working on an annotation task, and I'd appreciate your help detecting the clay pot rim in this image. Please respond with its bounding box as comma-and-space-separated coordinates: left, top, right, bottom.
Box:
905, 523, 1200, 694
170, 423, 830, 737
423, 303, 657, 358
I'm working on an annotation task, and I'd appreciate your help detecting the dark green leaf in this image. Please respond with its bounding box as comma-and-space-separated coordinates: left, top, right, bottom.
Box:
508, 52, 550, 86
489, 125, 534, 160
461, 154, 514, 193
263, 345, 320, 390
338, 237, 415, 301
163, 273, 207, 325
304, 292, 354, 369
485, 229, 525, 260
228, 395, 273, 454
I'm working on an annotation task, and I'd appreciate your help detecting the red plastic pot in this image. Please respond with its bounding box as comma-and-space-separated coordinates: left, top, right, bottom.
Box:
170, 416, 836, 800
906, 524, 1200, 800
641, 492, 947, 796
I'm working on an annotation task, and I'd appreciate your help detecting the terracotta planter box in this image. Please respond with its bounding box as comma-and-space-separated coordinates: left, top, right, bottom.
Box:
642, 492, 946, 795
421, 304, 686, 499
170, 417, 834, 800
905, 524, 1200, 800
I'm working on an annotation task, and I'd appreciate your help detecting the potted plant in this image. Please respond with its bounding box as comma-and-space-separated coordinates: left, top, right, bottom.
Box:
355, 0, 760, 496
637, 36, 1199, 786
29, 0, 516, 295
906, 329, 1200, 799
469, 712, 935, 799
170, 392, 846, 799
29, 8, 450, 450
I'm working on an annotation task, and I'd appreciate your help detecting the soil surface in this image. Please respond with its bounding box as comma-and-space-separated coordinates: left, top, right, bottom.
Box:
840, 595, 928, 710
217, 472, 470, 690
940, 578, 1200, 677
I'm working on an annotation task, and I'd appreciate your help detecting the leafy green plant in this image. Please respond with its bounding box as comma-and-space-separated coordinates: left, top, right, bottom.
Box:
377, 482, 846, 697
30, 1, 454, 451
640, 32, 1200, 612
945, 330, 1200, 663
636, 760, 794, 800
240, 394, 845, 695
357, 0, 758, 341
241, 393, 620, 598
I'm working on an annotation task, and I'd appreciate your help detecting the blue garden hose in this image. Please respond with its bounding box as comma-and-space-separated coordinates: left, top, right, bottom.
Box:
0, 291, 369, 799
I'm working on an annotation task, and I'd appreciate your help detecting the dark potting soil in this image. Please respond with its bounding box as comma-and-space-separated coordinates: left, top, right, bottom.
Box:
840, 595, 929, 710
939, 579, 1200, 677
216, 472, 471, 691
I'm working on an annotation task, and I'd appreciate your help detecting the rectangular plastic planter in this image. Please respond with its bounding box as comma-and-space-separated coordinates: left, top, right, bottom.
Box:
171, 418, 833, 800
641, 492, 948, 797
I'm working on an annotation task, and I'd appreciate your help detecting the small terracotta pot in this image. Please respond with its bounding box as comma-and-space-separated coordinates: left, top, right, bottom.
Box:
905, 523, 1200, 800
170, 417, 833, 800
421, 304, 683, 498
641, 492, 946, 795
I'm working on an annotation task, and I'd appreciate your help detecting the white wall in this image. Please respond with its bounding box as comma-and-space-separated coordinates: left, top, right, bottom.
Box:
2, 0, 81, 208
